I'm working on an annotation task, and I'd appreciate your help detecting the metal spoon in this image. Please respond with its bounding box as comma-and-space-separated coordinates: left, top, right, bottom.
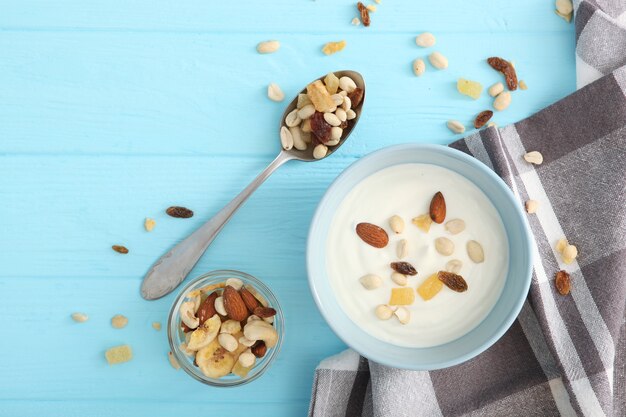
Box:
140, 70, 365, 300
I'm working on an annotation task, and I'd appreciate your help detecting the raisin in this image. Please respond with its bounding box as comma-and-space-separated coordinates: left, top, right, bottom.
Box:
555, 270, 571, 295
166, 206, 194, 218
348, 87, 364, 108
112, 245, 129, 254
487, 57, 518, 91
437, 271, 468, 292
474, 110, 494, 129
357, 2, 370, 27
390, 261, 417, 276
310, 111, 332, 143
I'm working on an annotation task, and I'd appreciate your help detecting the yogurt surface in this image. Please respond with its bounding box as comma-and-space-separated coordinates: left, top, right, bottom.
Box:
326, 163, 509, 348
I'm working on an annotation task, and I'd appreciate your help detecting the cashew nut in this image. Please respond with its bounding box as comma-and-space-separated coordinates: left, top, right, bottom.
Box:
214, 296, 227, 316
243, 320, 278, 348
220, 320, 241, 335
247, 315, 261, 323
180, 301, 199, 329
225, 278, 243, 290
238, 336, 256, 347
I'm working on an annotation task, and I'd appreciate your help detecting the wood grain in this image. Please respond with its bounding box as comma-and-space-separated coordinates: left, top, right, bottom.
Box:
0, 0, 576, 414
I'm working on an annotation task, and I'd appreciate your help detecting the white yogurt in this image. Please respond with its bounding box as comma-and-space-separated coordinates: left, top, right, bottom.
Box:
326, 163, 509, 348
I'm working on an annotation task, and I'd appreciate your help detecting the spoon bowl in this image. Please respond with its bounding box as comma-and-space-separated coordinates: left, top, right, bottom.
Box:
140, 70, 366, 300
279, 70, 365, 162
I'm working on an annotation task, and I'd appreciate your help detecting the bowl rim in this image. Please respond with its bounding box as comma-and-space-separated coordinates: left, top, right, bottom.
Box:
306, 143, 533, 370
167, 269, 284, 387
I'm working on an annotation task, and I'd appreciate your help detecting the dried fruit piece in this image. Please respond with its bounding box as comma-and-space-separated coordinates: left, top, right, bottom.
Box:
357, 2, 370, 26
434, 237, 455, 256
310, 112, 332, 143
412, 214, 433, 233
418, 273, 444, 300
297, 93, 312, 109
474, 110, 494, 129
152, 322, 161, 331
555, 270, 571, 295
556, 0, 573, 17
324, 72, 340, 95
144, 218, 156, 231
166, 206, 194, 218
322, 40, 346, 55
375, 304, 394, 320
111, 314, 128, 329
519, 80, 528, 90
71, 312, 89, 323
347, 87, 364, 108
359, 273, 382, 290
251, 341, 267, 358
430, 191, 446, 223
467, 240, 485, 263
556, 238, 568, 253
457, 79, 483, 100
390, 261, 417, 276
197, 292, 219, 325
187, 315, 221, 351
223, 286, 249, 321
366, 4, 376, 11
562, 244, 578, 264
196, 338, 235, 378
437, 271, 468, 292
487, 57, 518, 90
105, 345, 133, 365
356, 222, 389, 248
415, 32, 436, 48
240, 287, 261, 312
389, 287, 416, 305
307, 80, 337, 113
112, 245, 129, 254
253, 307, 277, 319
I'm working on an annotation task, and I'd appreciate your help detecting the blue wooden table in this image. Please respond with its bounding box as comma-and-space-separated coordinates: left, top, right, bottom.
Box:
0, 1, 575, 415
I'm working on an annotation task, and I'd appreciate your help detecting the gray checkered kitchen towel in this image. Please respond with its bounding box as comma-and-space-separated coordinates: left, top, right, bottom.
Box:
308, 1, 626, 416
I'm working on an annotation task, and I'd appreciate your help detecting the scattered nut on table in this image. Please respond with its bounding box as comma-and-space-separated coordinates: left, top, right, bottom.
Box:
524, 151, 544, 165
111, 314, 128, 329
71, 312, 89, 323
415, 32, 436, 48
257, 40, 280, 54
525, 200, 539, 213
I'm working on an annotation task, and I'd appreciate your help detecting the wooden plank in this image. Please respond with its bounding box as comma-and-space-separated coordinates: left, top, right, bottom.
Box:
0, 276, 344, 404
0, 32, 575, 156
0, 0, 572, 32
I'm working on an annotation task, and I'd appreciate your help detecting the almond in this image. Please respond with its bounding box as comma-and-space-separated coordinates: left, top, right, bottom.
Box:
239, 287, 261, 313
254, 307, 277, 319
355, 222, 389, 248
222, 286, 249, 321
197, 292, 218, 325
251, 341, 267, 358
429, 191, 446, 223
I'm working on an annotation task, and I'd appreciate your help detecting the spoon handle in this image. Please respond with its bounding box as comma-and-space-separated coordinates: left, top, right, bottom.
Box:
140, 151, 292, 300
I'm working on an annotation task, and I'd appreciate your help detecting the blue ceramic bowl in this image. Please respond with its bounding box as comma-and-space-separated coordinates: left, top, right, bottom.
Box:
307, 144, 532, 370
